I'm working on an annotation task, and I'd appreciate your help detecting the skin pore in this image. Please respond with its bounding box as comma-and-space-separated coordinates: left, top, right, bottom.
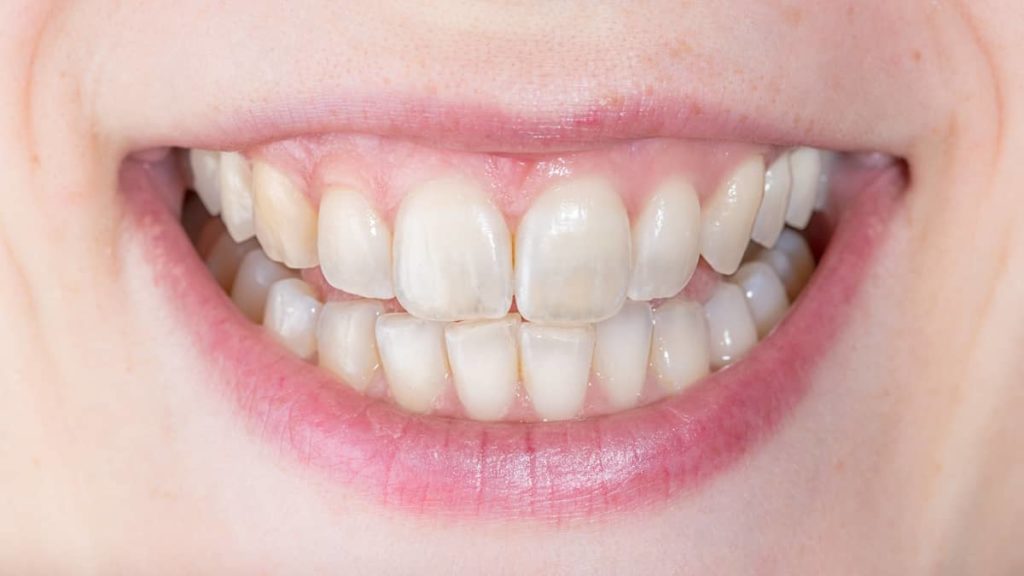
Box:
1, 1, 1022, 573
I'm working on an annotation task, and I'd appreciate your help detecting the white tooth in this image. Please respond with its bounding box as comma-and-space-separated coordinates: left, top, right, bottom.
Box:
318, 189, 394, 299
732, 262, 789, 337
814, 151, 837, 210
189, 149, 222, 215
650, 300, 710, 393
231, 250, 294, 323
317, 300, 384, 392
700, 156, 766, 275
519, 324, 594, 421
593, 301, 653, 409
393, 177, 512, 321
704, 283, 758, 369
751, 154, 792, 248
205, 233, 257, 291
219, 152, 256, 242
515, 177, 631, 324
263, 278, 322, 360
627, 178, 701, 301
445, 316, 520, 421
375, 314, 449, 413
252, 161, 318, 268
784, 147, 823, 229
756, 228, 815, 300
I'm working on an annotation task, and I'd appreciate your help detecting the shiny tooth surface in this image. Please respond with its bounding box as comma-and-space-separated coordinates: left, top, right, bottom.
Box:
627, 178, 701, 301
317, 300, 384, 392
393, 177, 512, 321
515, 177, 631, 324
263, 278, 322, 360
757, 228, 816, 300
814, 151, 837, 210
376, 314, 449, 413
784, 147, 823, 229
231, 250, 295, 323
445, 316, 520, 421
732, 261, 789, 337
205, 234, 257, 291
704, 283, 758, 369
593, 301, 653, 409
318, 189, 394, 299
519, 324, 595, 421
650, 300, 710, 393
252, 161, 319, 268
700, 156, 766, 275
219, 152, 256, 242
751, 154, 792, 248
189, 149, 222, 216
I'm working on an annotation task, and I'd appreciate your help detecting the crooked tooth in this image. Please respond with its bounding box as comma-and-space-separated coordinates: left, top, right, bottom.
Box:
519, 324, 594, 421
700, 156, 766, 275
376, 314, 449, 413
704, 283, 758, 369
205, 234, 257, 291
751, 154, 792, 248
756, 228, 815, 300
263, 278, 322, 360
317, 300, 384, 392
732, 261, 789, 337
189, 149, 222, 215
784, 147, 823, 229
593, 301, 653, 409
231, 250, 294, 323
219, 152, 256, 242
650, 300, 710, 393
252, 161, 318, 268
445, 316, 520, 421
318, 189, 394, 299
627, 178, 701, 301
515, 177, 631, 324
393, 177, 512, 321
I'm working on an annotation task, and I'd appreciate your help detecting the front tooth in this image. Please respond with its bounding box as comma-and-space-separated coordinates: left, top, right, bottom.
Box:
515, 177, 631, 324
703, 283, 758, 369
593, 301, 653, 409
751, 154, 792, 248
231, 250, 294, 322
519, 324, 595, 421
627, 178, 701, 301
732, 262, 789, 337
784, 147, 823, 229
219, 152, 256, 242
375, 314, 449, 413
318, 189, 394, 299
189, 149, 222, 215
317, 300, 384, 392
263, 278, 322, 360
700, 156, 766, 275
252, 161, 319, 268
756, 228, 815, 300
650, 300, 710, 393
445, 316, 520, 421
205, 233, 257, 291
393, 177, 512, 321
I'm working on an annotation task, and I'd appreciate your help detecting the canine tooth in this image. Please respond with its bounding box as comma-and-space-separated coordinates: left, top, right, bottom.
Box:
628, 178, 701, 301
205, 234, 257, 291
317, 300, 384, 392
751, 154, 792, 248
519, 324, 594, 421
189, 149, 222, 215
219, 152, 256, 242
393, 177, 512, 321
593, 301, 653, 409
700, 156, 766, 275
445, 316, 520, 421
515, 177, 631, 324
231, 250, 294, 323
784, 147, 823, 229
318, 189, 394, 299
756, 228, 815, 300
252, 161, 318, 268
376, 314, 449, 413
650, 300, 710, 393
704, 283, 758, 369
732, 262, 789, 337
263, 279, 322, 360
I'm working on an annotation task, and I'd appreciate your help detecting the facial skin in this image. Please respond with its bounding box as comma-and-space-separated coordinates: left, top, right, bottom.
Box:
0, 1, 1022, 573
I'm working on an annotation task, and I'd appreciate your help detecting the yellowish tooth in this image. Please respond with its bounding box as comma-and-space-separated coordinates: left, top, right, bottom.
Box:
318, 189, 394, 299
445, 316, 520, 421
628, 178, 701, 301
784, 147, 823, 229
732, 261, 789, 337
252, 161, 318, 268
650, 300, 710, 393
219, 152, 256, 242
317, 300, 384, 392
519, 324, 595, 421
263, 278, 322, 360
751, 154, 791, 248
376, 314, 449, 414
703, 283, 758, 369
756, 228, 815, 300
700, 156, 766, 275
189, 149, 222, 215
593, 301, 653, 409
231, 250, 294, 323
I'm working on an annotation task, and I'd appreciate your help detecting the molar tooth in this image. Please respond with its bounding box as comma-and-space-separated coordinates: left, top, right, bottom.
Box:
704, 283, 758, 369
732, 261, 789, 337
318, 189, 394, 299
593, 301, 653, 409
756, 228, 815, 300
263, 278, 322, 360
627, 178, 701, 301
205, 233, 257, 291
515, 177, 631, 324
700, 157, 766, 275
219, 152, 256, 242
650, 300, 710, 393
751, 154, 792, 248
445, 316, 520, 421
317, 300, 384, 392
784, 147, 823, 229
376, 314, 449, 413
519, 324, 595, 421
189, 149, 222, 215
252, 161, 318, 268
231, 250, 295, 323
393, 177, 512, 321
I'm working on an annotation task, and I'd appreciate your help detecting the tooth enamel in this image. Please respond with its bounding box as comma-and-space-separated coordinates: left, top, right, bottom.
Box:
519, 324, 595, 421
393, 177, 512, 321
252, 161, 319, 268
189, 149, 222, 215
375, 314, 449, 413
219, 152, 256, 242
732, 261, 789, 337
650, 300, 710, 393
593, 301, 653, 409
263, 278, 322, 360
700, 156, 766, 275
205, 234, 257, 291
515, 177, 631, 324
756, 228, 815, 300
445, 316, 520, 421
784, 147, 823, 229
317, 300, 384, 392
814, 151, 837, 210
703, 283, 758, 369
231, 250, 295, 323
318, 189, 394, 299
751, 154, 792, 248
627, 178, 701, 301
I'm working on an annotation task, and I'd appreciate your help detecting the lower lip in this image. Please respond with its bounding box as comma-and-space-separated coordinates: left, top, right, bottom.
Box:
122, 161, 904, 522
